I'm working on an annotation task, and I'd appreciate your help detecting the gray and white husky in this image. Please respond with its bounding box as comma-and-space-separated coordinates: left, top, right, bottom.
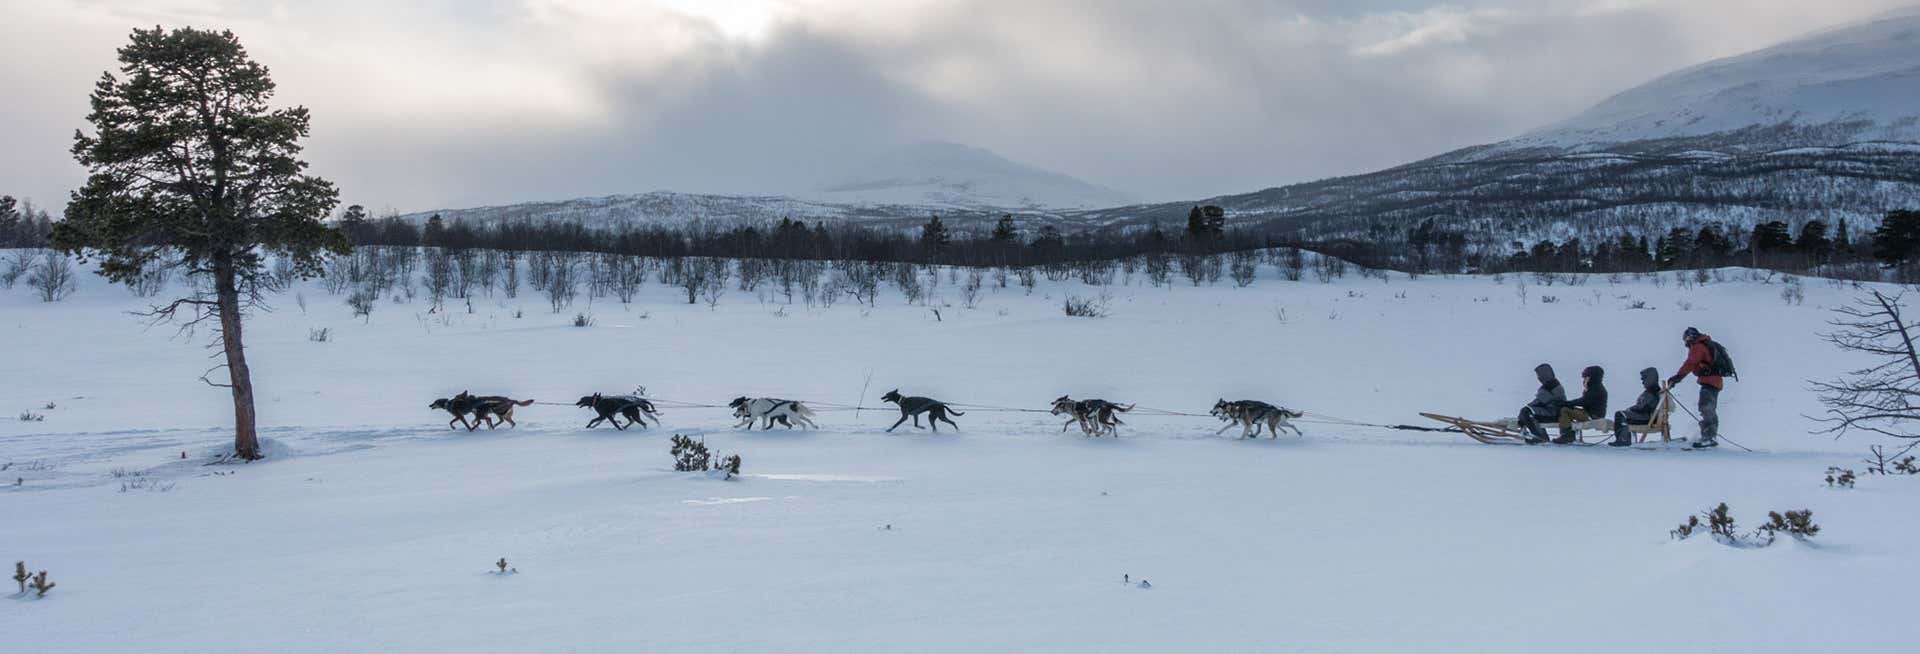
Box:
728, 396, 819, 430
1050, 395, 1133, 437
880, 390, 965, 432
1210, 399, 1304, 438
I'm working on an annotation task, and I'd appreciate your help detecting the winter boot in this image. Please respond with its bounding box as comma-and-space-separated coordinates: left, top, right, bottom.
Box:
1691, 438, 1718, 449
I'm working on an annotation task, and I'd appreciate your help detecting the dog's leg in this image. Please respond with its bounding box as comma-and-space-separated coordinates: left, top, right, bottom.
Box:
1215, 421, 1236, 435
888, 413, 910, 432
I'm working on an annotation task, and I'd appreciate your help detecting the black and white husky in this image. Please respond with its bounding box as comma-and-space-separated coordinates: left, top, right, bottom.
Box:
728, 396, 819, 430
1210, 399, 1304, 438
880, 390, 965, 432
1050, 395, 1133, 437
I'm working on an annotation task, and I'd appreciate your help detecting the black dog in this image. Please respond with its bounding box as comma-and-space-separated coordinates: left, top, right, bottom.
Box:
429, 393, 481, 430
429, 391, 534, 431
575, 393, 661, 430
880, 389, 964, 432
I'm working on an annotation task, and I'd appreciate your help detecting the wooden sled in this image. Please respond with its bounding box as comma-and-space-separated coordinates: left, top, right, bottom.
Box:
1422, 392, 1673, 446
1418, 413, 1530, 445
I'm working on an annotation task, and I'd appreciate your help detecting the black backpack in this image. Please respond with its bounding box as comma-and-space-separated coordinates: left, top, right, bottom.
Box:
1706, 340, 1738, 380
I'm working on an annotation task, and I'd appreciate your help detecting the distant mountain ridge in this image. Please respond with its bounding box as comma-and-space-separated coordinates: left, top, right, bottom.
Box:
397, 142, 1128, 230
804, 141, 1135, 210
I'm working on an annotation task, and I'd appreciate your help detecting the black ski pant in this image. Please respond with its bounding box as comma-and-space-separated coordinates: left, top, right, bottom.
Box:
1697, 384, 1720, 442
1613, 412, 1650, 444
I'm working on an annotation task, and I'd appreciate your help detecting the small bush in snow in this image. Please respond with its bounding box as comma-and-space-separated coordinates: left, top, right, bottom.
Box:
494, 558, 517, 575
716, 454, 742, 480
1670, 515, 1700, 540
12, 561, 27, 594
1863, 443, 1919, 475
671, 435, 711, 472
1705, 502, 1738, 540
1062, 293, 1109, 318
1755, 510, 1820, 543
1672, 503, 1816, 546
1539, 295, 1559, 304
18, 411, 43, 422
308, 327, 331, 343
25, 251, 77, 302
1825, 467, 1856, 488
1780, 282, 1805, 306
29, 569, 54, 598
347, 290, 376, 320
572, 312, 594, 327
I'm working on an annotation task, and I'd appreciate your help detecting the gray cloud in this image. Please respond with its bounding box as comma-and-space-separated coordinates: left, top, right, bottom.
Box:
0, 0, 1911, 214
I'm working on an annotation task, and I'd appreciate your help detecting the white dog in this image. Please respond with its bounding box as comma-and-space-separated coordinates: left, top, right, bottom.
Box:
728, 397, 819, 430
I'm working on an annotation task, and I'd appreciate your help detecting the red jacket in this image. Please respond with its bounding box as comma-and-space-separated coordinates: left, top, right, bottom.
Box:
1676, 335, 1725, 390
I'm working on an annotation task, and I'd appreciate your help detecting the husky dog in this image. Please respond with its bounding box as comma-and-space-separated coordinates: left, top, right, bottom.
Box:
575, 393, 662, 430
1210, 399, 1305, 438
428, 392, 482, 430
430, 391, 534, 431
880, 390, 965, 432
1050, 395, 1133, 437
728, 396, 819, 430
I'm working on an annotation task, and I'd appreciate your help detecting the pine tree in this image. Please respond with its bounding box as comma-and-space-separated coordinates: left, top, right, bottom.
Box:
0, 196, 17, 247
1872, 210, 1920, 267
339, 204, 371, 244
423, 214, 446, 246
1795, 221, 1831, 259
990, 215, 1017, 242
920, 215, 949, 252
1185, 206, 1205, 239
56, 27, 345, 461
1751, 221, 1792, 252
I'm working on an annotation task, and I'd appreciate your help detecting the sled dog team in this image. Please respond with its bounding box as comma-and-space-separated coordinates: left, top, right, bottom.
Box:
427, 389, 1304, 438
428, 326, 1729, 444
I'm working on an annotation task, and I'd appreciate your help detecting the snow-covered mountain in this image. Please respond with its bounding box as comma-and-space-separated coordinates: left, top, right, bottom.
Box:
1090, 10, 1920, 246
1499, 8, 1920, 153
398, 142, 1125, 230
803, 141, 1134, 210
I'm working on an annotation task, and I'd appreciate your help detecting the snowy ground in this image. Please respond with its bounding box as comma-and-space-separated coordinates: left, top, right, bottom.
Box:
3, 257, 1915, 652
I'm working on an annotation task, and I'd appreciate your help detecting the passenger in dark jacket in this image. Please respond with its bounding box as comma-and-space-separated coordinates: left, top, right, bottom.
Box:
1611, 367, 1663, 447
1551, 365, 1608, 444
1517, 363, 1566, 444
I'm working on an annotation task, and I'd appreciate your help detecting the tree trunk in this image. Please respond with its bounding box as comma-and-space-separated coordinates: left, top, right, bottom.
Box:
215, 254, 261, 460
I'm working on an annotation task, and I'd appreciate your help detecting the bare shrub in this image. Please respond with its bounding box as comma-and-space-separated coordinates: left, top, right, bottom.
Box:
1063, 292, 1110, 318
25, 250, 77, 302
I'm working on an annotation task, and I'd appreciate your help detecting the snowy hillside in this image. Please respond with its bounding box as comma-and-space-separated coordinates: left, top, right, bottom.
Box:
1091, 11, 1920, 249
395, 143, 1125, 231
1503, 8, 1920, 152
805, 141, 1135, 210
4, 253, 1917, 652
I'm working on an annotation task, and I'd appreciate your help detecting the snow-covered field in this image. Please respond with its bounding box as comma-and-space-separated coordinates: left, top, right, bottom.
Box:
4, 257, 1915, 652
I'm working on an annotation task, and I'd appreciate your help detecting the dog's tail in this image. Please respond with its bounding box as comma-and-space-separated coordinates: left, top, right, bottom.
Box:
514, 399, 535, 407
793, 402, 816, 417
946, 405, 965, 416
1280, 408, 1304, 418
1114, 404, 1135, 413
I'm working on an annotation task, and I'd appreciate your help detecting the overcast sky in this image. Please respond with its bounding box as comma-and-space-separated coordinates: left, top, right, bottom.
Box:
1, 0, 1911, 215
